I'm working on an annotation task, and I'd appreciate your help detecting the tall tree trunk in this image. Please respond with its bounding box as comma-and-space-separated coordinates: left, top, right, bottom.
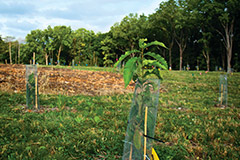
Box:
43, 48, 48, 65
45, 53, 48, 65
57, 45, 62, 65
18, 43, 20, 64
202, 45, 210, 71
175, 39, 186, 71
203, 51, 210, 71
169, 47, 172, 69
179, 47, 183, 71
206, 52, 210, 71
169, 39, 174, 69
93, 51, 96, 65
225, 20, 234, 73
175, 30, 187, 71
9, 42, 12, 64
216, 19, 234, 73
227, 47, 232, 72
15, 44, 17, 64
14, 47, 17, 64
222, 52, 225, 71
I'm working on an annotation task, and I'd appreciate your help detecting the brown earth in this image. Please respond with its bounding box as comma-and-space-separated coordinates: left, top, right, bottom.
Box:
0, 64, 134, 96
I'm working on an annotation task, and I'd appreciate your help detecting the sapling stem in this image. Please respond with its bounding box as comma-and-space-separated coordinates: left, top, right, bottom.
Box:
141, 48, 144, 79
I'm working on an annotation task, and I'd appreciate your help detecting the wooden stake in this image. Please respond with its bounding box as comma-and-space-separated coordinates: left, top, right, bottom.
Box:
35, 75, 38, 110
144, 107, 148, 160
129, 144, 132, 160
220, 84, 223, 105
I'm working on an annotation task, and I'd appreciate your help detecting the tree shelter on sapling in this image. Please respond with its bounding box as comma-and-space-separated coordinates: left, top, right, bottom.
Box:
26, 65, 39, 110
219, 75, 228, 106
114, 39, 168, 160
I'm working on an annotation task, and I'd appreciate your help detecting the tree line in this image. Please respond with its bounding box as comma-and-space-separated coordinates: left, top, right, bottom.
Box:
0, 0, 239, 71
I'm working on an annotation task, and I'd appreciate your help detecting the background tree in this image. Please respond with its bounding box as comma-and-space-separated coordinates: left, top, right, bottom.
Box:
25, 29, 45, 64
52, 26, 72, 65
195, 0, 214, 71
42, 26, 54, 65
100, 35, 116, 67
206, 0, 240, 72
16, 38, 25, 64
72, 28, 96, 66
3, 36, 15, 64
174, 0, 199, 70
0, 0, 239, 70
149, 0, 178, 69
0, 36, 8, 63
111, 13, 147, 55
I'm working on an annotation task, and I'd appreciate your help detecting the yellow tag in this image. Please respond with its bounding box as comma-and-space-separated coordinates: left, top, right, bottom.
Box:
151, 148, 160, 160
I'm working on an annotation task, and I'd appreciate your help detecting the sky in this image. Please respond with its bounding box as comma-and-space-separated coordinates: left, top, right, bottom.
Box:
0, 0, 165, 40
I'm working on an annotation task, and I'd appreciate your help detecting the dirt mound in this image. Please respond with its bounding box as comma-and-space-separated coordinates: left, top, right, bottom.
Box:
0, 64, 134, 96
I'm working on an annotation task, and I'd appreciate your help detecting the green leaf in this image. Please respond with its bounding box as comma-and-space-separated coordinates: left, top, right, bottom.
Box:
143, 68, 161, 79
143, 41, 168, 49
114, 50, 140, 67
144, 52, 168, 69
123, 57, 138, 88
143, 59, 155, 66
143, 59, 168, 70
139, 38, 148, 49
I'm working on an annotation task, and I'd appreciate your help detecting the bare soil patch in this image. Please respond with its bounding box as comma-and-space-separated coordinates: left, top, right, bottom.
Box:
0, 64, 134, 96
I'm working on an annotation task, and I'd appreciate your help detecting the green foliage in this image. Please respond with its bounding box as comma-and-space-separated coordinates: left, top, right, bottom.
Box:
0, 36, 8, 63
115, 38, 168, 88
140, 40, 167, 49
101, 36, 116, 67
114, 50, 140, 67
123, 57, 138, 88
111, 13, 147, 52
72, 28, 97, 66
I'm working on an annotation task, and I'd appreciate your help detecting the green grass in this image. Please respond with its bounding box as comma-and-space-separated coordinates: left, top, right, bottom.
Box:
0, 70, 240, 159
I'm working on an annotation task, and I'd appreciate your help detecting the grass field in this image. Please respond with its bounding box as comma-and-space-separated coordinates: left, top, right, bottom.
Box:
0, 67, 240, 159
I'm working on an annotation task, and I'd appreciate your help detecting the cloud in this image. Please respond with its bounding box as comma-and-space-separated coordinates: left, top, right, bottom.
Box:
0, 0, 165, 39
0, 1, 35, 16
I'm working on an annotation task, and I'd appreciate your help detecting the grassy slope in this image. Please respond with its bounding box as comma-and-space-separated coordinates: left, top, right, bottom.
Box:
0, 69, 239, 159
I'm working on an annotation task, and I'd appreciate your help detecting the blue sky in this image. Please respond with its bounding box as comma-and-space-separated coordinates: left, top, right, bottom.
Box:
0, 0, 165, 40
